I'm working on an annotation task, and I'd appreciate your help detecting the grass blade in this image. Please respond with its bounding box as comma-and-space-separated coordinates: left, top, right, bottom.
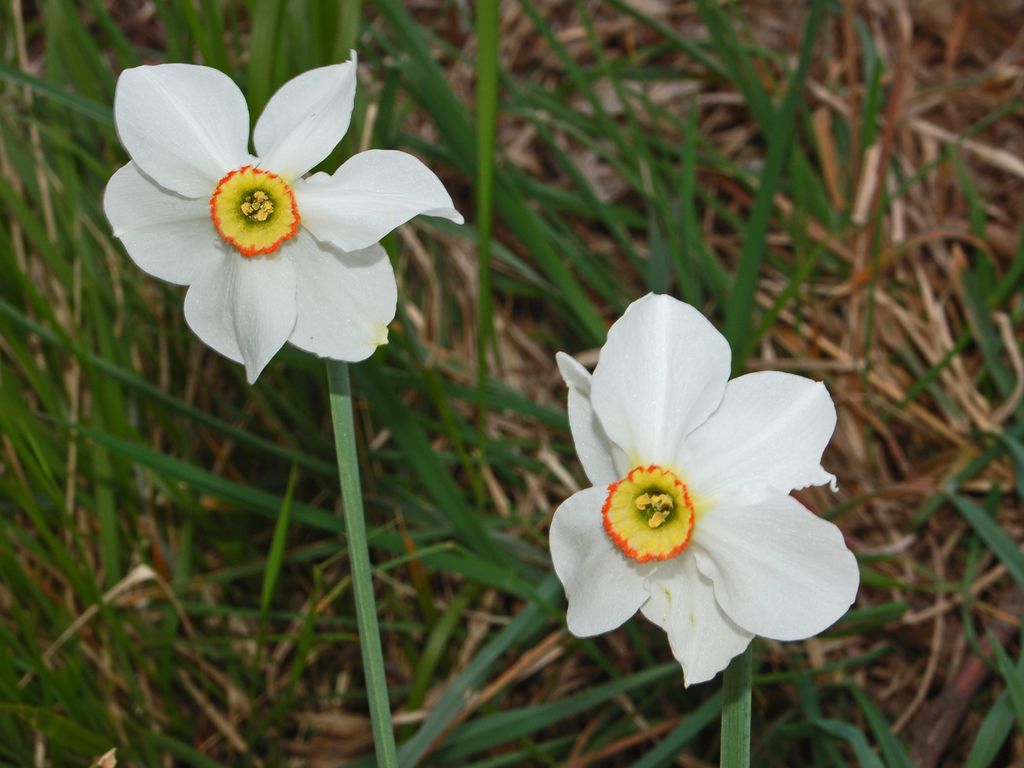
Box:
813, 719, 885, 768
723, 0, 825, 363
950, 494, 1024, 590
259, 464, 298, 620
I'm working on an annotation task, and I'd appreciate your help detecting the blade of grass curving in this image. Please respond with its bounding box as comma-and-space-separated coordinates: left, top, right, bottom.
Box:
724, 0, 825, 364
404, 583, 480, 732
395, 574, 561, 768
431, 663, 680, 762
756, 646, 894, 684
812, 719, 884, 768
989, 631, 1024, 730
961, 259, 1016, 400
630, 692, 723, 768
964, 688, 1017, 768
825, 602, 907, 636
949, 494, 1024, 590
912, 438, 1009, 528
794, 675, 845, 766
392, 315, 485, 504
845, 684, 913, 768
259, 464, 298, 622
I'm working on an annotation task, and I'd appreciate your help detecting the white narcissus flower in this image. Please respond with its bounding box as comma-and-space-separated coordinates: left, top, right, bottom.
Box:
550, 294, 859, 686
104, 52, 462, 382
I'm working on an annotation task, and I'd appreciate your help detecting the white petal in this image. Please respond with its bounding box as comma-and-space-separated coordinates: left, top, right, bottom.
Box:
294, 149, 464, 253
184, 251, 298, 383
254, 56, 357, 180
686, 371, 837, 497
104, 162, 221, 286
590, 294, 731, 466
641, 554, 753, 686
114, 64, 250, 197
288, 233, 396, 362
692, 493, 859, 641
556, 352, 628, 486
550, 486, 652, 636
183, 254, 242, 364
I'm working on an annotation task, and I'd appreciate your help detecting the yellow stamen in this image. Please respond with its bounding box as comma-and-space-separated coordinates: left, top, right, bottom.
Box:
210, 166, 299, 257
602, 465, 695, 562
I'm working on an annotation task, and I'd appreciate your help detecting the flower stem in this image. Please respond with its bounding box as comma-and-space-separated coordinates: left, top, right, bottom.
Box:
720, 644, 752, 768
326, 359, 398, 768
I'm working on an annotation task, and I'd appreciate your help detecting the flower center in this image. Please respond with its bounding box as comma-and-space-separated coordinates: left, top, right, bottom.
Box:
602, 465, 695, 563
240, 190, 275, 222
209, 166, 299, 257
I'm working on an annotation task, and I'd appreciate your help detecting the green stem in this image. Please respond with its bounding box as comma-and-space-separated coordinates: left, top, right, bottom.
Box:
720, 644, 752, 768
326, 359, 398, 768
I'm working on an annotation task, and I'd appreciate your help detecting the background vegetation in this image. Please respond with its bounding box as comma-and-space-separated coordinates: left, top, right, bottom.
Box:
1, 0, 1022, 765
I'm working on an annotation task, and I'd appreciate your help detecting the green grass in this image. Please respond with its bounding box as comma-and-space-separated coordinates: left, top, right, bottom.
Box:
1, 1, 1022, 766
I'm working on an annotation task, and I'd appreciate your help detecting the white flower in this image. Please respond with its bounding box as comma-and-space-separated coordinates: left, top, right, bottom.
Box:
550, 294, 859, 686
104, 53, 462, 382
